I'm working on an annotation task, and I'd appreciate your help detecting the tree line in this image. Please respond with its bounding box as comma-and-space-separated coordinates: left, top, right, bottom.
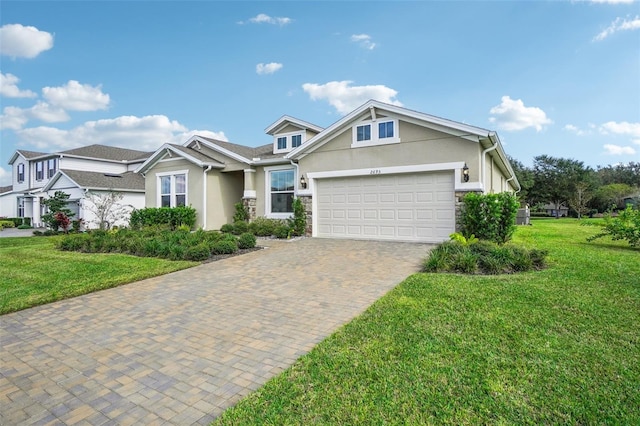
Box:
509, 155, 640, 218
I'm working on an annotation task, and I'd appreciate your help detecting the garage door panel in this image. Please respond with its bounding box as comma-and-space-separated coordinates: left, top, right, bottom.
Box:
317, 171, 455, 242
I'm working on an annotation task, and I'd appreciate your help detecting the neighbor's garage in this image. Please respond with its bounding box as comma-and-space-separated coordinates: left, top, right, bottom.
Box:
316, 171, 455, 242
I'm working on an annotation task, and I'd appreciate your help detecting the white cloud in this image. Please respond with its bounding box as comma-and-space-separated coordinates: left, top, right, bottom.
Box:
0, 102, 70, 130
593, 15, 640, 41
564, 124, 591, 136
0, 24, 54, 58
0, 166, 11, 187
244, 14, 292, 26
351, 34, 376, 50
0, 73, 36, 98
603, 144, 637, 155
15, 115, 226, 151
599, 121, 640, 137
302, 80, 402, 114
489, 96, 552, 131
256, 62, 283, 75
42, 80, 110, 111
0, 106, 29, 130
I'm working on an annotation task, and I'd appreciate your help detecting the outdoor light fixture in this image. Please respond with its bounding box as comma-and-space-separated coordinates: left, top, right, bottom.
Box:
300, 175, 307, 189
462, 164, 469, 182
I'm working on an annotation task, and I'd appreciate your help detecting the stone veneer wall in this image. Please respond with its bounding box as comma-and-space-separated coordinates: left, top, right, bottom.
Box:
242, 197, 257, 221
298, 195, 313, 236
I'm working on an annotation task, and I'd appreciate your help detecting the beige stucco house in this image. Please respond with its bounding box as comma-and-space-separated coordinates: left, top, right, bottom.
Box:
136, 100, 520, 243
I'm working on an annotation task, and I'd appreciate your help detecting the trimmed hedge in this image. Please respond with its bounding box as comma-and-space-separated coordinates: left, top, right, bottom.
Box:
461, 192, 519, 245
130, 206, 197, 230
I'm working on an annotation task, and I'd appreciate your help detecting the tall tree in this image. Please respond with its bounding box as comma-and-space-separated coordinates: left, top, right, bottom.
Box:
596, 162, 640, 187
530, 155, 595, 218
507, 155, 534, 205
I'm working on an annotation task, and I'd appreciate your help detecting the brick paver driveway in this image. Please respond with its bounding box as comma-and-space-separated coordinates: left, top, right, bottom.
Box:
1, 238, 430, 425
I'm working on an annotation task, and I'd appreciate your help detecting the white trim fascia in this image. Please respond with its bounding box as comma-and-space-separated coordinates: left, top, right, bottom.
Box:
265, 115, 324, 135
193, 137, 252, 165
243, 190, 257, 198
287, 99, 493, 159
250, 158, 289, 166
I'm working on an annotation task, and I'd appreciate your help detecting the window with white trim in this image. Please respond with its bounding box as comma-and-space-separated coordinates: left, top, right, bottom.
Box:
35, 161, 44, 181
47, 158, 57, 178
266, 167, 295, 217
351, 119, 400, 147
158, 172, 187, 208
17, 163, 25, 183
18, 197, 25, 217
273, 132, 305, 153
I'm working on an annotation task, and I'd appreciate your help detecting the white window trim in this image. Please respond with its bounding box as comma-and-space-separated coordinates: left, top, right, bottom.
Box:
351, 118, 401, 148
17, 163, 25, 183
273, 131, 306, 154
264, 165, 296, 219
156, 170, 189, 208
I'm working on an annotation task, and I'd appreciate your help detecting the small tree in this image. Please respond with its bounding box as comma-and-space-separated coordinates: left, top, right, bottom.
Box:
289, 197, 307, 236
568, 182, 593, 219
586, 206, 640, 248
42, 191, 75, 231
83, 190, 134, 230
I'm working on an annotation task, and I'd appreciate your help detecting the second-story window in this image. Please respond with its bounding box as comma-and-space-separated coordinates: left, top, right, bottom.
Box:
36, 161, 44, 181
17, 164, 25, 183
47, 158, 57, 178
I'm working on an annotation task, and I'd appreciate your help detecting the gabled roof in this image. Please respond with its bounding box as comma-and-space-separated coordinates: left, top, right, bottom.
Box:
265, 115, 324, 135
8, 149, 50, 165
59, 144, 151, 162
42, 169, 145, 192
135, 143, 225, 174
286, 100, 493, 160
191, 137, 287, 163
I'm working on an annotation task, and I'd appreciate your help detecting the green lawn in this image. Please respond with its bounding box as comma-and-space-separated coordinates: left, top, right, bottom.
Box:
214, 219, 640, 424
0, 236, 196, 314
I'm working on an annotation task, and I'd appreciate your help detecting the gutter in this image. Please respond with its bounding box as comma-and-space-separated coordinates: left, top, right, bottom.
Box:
289, 159, 301, 195
481, 133, 499, 191
486, 132, 521, 195
202, 165, 212, 229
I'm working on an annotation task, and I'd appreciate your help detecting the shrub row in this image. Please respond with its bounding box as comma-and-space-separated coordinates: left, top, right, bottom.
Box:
221, 217, 295, 239
0, 220, 16, 230
423, 240, 548, 275
129, 206, 197, 230
57, 228, 257, 261
1, 217, 31, 227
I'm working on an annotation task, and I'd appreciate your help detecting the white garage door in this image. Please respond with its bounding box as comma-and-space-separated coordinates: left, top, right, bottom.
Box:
316, 172, 455, 242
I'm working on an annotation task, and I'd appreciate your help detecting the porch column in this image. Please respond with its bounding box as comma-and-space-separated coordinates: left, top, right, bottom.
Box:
242, 169, 257, 221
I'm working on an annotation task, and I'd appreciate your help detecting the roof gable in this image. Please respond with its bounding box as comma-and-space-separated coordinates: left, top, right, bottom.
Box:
135, 143, 225, 174
265, 115, 324, 135
9, 149, 49, 165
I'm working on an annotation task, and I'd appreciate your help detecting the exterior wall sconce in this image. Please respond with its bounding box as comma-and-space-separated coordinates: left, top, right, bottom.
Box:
462, 164, 469, 182
300, 175, 307, 189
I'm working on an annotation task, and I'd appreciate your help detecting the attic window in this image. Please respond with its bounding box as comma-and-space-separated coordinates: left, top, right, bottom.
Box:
273, 132, 305, 154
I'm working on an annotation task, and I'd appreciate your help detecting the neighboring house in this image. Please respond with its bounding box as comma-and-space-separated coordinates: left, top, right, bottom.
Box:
137, 100, 520, 243
542, 203, 569, 217
2, 144, 151, 228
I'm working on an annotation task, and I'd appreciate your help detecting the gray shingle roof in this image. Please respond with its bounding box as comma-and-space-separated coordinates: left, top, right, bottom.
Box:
16, 149, 48, 159
61, 169, 145, 191
198, 137, 285, 160
59, 145, 152, 162
167, 144, 224, 165
0, 185, 13, 194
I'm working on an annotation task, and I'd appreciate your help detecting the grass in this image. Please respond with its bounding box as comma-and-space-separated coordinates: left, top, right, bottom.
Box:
214, 219, 640, 424
0, 236, 196, 314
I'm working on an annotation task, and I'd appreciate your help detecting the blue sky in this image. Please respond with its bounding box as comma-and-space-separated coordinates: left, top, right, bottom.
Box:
1, 0, 639, 186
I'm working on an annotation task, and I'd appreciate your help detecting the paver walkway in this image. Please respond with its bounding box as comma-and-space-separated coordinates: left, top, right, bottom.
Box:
1, 238, 430, 425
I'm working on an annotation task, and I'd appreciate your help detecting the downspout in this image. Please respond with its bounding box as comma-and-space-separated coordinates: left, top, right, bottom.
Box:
202, 166, 212, 230
506, 175, 521, 195
481, 133, 499, 193
289, 159, 300, 195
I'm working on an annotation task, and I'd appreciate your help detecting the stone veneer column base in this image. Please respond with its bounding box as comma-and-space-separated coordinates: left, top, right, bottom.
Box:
242, 197, 257, 222
298, 195, 313, 237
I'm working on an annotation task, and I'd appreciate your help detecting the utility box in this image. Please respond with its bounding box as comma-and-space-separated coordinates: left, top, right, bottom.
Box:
516, 206, 530, 225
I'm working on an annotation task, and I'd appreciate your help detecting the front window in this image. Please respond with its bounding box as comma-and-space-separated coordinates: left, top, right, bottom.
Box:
291, 134, 302, 148
18, 198, 25, 217
357, 124, 371, 142
379, 121, 394, 138
158, 172, 187, 208
36, 161, 44, 181
270, 169, 294, 214
17, 164, 25, 183
47, 158, 57, 178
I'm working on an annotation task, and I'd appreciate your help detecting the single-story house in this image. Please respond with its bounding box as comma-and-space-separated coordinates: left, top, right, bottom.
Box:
136, 100, 520, 243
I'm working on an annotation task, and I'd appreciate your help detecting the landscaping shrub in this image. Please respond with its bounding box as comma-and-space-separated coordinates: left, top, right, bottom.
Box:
220, 223, 234, 234
423, 240, 548, 274
5, 217, 31, 227
17, 224, 33, 229
185, 243, 211, 261
57, 234, 89, 251
0, 220, 15, 230
585, 206, 640, 248
288, 197, 306, 236
238, 232, 257, 249
461, 192, 519, 244
233, 220, 249, 235
249, 217, 278, 237
211, 239, 238, 255
233, 202, 249, 223
129, 206, 197, 230
42, 191, 75, 230
274, 225, 290, 239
